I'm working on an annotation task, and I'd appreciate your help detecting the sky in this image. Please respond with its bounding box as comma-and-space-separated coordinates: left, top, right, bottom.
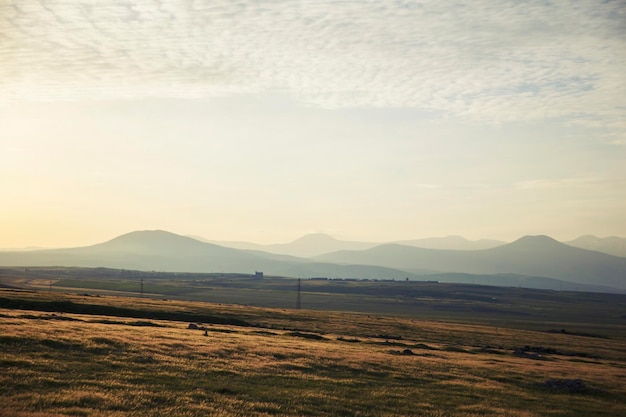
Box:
1, 0, 625, 248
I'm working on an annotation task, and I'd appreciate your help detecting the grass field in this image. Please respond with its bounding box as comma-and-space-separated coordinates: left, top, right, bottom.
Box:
2, 267, 626, 331
1, 287, 626, 416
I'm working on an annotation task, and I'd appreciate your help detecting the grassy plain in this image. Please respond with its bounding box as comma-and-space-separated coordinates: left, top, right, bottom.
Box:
1, 287, 626, 417
2, 267, 625, 330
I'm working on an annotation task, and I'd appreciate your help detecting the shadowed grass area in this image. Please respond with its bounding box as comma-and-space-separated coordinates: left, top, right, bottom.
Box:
1, 289, 625, 416
0, 296, 250, 326
3, 267, 626, 335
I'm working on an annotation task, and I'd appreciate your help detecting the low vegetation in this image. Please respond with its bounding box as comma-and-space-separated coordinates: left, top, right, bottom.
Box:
1, 288, 625, 416
2, 267, 625, 332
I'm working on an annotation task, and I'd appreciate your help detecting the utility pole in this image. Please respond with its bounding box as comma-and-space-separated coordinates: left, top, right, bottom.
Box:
140, 277, 144, 297
296, 278, 301, 310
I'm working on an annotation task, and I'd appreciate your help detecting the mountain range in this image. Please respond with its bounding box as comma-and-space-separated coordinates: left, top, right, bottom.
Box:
0, 230, 624, 292
0, 231, 420, 281
316, 235, 626, 290
192, 233, 379, 258
199, 233, 626, 258
197, 234, 505, 257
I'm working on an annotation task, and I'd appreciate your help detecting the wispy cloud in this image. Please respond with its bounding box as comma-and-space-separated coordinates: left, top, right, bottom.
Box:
514, 177, 601, 190
1, 0, 624, 129
513, 177, 626, 196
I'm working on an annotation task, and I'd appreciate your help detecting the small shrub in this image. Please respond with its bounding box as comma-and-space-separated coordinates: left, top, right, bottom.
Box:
541, 379, 589, 393
337, 337, 361, 343
285, 331, 326, 340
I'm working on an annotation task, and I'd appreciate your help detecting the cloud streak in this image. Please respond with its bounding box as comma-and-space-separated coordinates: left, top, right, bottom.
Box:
1, 0, 625, 130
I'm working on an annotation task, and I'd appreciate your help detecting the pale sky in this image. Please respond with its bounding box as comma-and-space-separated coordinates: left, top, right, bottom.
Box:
1, 0, 625, 248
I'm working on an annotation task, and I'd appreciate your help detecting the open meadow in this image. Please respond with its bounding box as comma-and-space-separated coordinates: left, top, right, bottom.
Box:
1, 287, 626, 417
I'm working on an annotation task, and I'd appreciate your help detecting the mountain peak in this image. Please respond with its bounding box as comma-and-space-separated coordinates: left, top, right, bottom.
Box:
442, 235, 467, 240
95, 230, 212, 253
507, 235, 563, 249
290, 233, 339, 245
574, 234, 599, 240
107, 229, 188, 243
117, 229, 173, 236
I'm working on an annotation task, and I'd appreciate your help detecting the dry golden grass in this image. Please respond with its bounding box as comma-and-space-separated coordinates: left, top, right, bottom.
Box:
1, 290, 625, 416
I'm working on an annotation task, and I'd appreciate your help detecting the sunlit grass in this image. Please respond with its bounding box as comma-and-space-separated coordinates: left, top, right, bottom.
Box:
1, 290, 625, 416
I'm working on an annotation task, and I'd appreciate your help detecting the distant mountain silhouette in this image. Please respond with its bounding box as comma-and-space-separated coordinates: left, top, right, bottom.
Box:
196, 233, 379, 258
565, 235, 626, 258
0, 230, 291, 273
197, 233, 505, 256
2, 231, 624, 292
316, 235, 626, 290
394, 235, 505, 250
0, 230, 418, 280
92, 230, 229, 255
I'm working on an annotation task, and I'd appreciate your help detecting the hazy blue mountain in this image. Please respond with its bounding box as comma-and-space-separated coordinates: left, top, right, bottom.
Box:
316, 235, 626, 290
194, 233, 379, 258
565, 235, 626, 258
0, 230, 418, 280
394, 235, 505, 250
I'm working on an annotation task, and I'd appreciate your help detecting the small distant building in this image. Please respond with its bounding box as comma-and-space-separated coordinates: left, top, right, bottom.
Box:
254, 271, 264, 279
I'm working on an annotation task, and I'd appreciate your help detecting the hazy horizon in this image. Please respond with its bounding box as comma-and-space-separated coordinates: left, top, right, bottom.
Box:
2, 229, 625, 252
2, 1, 625, 248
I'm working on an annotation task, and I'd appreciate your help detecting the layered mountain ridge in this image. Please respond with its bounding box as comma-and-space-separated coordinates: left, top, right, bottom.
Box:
0, 230, 624, 292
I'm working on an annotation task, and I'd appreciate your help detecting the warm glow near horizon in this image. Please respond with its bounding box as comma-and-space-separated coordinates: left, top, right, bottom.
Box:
1, 0, 625, 249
